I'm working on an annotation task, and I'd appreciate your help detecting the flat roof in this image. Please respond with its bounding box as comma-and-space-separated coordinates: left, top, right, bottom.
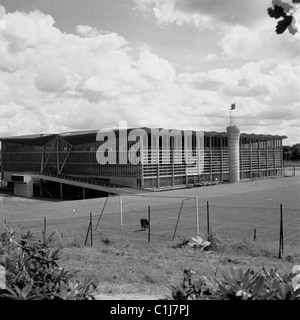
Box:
0, 128, 287, 146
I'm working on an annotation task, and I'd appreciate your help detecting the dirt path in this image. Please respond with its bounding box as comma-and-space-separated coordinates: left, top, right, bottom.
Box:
95, 293, 164, 300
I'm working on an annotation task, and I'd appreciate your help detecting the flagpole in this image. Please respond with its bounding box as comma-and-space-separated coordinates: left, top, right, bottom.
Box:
230, 103, 236, 126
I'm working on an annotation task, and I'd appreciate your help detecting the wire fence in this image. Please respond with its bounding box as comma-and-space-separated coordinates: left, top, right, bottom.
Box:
1, 193, 299, 254
283, 165, 300, 177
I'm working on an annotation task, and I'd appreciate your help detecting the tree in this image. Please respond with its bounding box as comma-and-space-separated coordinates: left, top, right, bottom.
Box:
283, 145, 293, 161
283, 144, 300, 161
268, 0, 300, 34
291, 143, 300, 160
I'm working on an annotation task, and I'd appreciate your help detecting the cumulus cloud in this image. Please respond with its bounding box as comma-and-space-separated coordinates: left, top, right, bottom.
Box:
176, 58, 300, 141
0, 10, 185, 136
134, 0, 211, 29
0, 9, 299, 144
178, 0, 270, 27
219, 21, 300, 61
134, 0, 271, 29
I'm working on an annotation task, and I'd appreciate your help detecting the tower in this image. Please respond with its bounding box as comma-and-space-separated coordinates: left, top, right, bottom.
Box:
226, 104, 240, 183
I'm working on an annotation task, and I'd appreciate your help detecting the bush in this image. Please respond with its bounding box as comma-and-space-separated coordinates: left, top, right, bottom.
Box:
0, 224, 98, 300
165, 269, 219, 300
171, 237, 190, 248
204, 230, 223, 251
167, 265, 300, 300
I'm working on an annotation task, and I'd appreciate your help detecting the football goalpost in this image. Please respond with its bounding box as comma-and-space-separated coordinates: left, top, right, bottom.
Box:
117, 194, 200, 236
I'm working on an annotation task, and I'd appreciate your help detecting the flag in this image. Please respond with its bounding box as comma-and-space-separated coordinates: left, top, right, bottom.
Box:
230, 103, 236, 110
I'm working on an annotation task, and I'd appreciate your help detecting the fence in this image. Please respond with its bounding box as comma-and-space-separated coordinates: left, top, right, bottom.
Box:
283, 165, 300, 177
1, 192, 299, 256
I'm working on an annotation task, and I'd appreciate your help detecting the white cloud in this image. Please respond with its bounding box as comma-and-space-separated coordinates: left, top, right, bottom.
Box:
0, 10, 184, 136
219, 21, 300, 61
0, 9, 299, 145
134, 0, 271, 29
134, 0, 211, 29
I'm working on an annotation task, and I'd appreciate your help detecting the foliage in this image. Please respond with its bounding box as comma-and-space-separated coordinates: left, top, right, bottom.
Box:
100, 236, 113, 245
171, 237, 190, 248
268, 0, 300, 35
167, 265, 300, 300
165, 269, 219, 300
0, 223, 98, 300
205, 230, 223, 251
283, 144, 300, 161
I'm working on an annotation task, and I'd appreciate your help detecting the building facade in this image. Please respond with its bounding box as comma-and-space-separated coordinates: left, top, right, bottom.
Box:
0, 128, 286, 197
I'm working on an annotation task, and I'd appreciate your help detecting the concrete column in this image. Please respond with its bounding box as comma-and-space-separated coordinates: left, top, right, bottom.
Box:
258, 140, 261, 177
220, 138, 223, 181
266, 140, 269, 177
226, 125, 240, 183
249, 139, 252, 179
240, 137, 243, 180
40, 179, 43, 197
157, 162, 160, 188
209, 137, 212, 181
60, 182, 63, 199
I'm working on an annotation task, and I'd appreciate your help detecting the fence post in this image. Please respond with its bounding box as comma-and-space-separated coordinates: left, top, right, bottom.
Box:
84, 221, 90, 246
95, 195, 109, 230
206, 201, 210, 238
254, 228, 256, 242
278, 204, 283, 259
280, 204, 284, 254
148, 205, 151, 244
195, 196, 199, 235
43, 217, 46, 235
90, 212, 93, 247
120, 196, 123, 226
172, 199, 185, 241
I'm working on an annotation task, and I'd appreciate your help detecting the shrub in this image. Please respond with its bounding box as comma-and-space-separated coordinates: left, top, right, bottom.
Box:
0, 223, 98, 300
165, 269, 218, 300
204, 230, 223, 251
100, 236, 113, 245
167, 265, 300, 300
171, 237, 190, 248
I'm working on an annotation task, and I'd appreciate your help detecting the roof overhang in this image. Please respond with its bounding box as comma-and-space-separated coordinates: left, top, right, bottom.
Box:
0, 128, 287, 146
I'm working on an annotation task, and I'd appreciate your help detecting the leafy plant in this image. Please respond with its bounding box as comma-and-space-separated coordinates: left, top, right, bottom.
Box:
166, 269, 219, 300
167, 265, 300, 300
100, 236, 113, 245
216, 267, 274, 300
171, 237, 190, 248
0, 224, 98, 300
205, 230, 223, 251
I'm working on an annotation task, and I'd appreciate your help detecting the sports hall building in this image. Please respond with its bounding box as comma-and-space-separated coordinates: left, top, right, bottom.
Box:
0, 126, 286, 198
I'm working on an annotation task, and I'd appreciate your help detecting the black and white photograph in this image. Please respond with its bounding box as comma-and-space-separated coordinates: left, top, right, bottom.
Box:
0, 0, 300, 309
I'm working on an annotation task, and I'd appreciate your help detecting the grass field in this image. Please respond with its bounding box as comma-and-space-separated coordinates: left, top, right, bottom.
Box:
0, 176, 299, 246
1, 176, 300, 298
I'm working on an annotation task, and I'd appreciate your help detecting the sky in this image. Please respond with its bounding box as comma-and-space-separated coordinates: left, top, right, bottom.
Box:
0, 0, 300, 145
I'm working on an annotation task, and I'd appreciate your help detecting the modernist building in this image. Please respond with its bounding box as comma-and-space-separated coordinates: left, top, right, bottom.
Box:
0, 127, 286, 198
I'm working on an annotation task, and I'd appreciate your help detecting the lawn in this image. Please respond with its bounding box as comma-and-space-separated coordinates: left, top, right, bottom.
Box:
1, 176, 299, 246
1, 176, 300, 298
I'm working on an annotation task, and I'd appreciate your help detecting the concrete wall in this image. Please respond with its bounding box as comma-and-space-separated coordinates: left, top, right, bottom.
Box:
13, 175, 34, 197
109, 176, 138, 188
14, 181, 33, 197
